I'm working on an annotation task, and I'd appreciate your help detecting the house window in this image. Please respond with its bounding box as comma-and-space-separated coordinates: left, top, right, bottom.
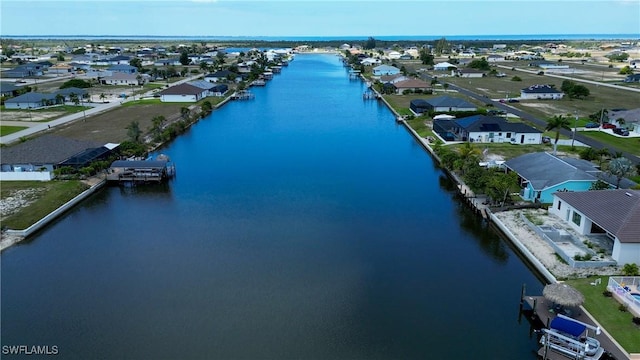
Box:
506, 133, 511, 138
572, 211, 581, 226
557, 201, 562, 210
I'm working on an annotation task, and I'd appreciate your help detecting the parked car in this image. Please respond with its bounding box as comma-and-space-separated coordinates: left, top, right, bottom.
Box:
602, 123, 617, 129
613, 128, 630, 136
585, 122, 600, 128
507, 98, 520, 103
542, 136, 551, 144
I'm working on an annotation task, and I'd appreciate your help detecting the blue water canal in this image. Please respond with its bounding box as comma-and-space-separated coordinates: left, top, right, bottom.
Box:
2, 54, 545, 359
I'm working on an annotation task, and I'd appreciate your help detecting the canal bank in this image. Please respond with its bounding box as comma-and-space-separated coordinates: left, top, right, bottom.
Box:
2, 53, 547, 359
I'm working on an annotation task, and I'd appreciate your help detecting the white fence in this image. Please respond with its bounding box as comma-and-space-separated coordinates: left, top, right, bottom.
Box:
0, 171, 52, 181
608, 276, 640, 317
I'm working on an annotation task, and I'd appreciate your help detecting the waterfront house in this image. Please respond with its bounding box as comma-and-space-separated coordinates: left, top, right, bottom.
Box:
372, 65, 400, 77
548, 189, 640, 265
503, 152, 635, 204
410, 95, 477, 114
392, 79, 432, 94
0, 135, 104, 181
360, 58, 382, 66
188, 80, 227, 97
487, 54, 506, 62
520, 84, 564, 100
158, 83, 206, 102
204, 70, 240, 83
443, 115, 543, 144
379, 74, 409, 84
4, 92, 59, 109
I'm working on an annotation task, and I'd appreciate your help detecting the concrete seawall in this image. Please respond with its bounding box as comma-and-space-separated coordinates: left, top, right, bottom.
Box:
1, 179, 106, 250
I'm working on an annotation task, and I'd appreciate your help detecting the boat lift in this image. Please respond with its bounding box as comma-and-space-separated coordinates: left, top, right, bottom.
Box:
539, 314, 604, 360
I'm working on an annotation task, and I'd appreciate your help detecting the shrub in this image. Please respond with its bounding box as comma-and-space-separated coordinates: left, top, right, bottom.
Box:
602, 290, 612, 297
622, 263, 639, 276
633, 317, 640, 325
618, 303, 628, 312
537, 71, 544, 75
511, 76, 522, 81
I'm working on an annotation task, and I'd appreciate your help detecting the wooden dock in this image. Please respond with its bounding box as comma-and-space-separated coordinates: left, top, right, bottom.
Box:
521, 294, 629, 360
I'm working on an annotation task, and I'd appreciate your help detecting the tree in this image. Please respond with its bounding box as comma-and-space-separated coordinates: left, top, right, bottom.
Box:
126, 121, 142, 143
467, 57, 490, 71
129, 57, 142, 70
55, 94, 65, 105
561, 80, 590, 99
607, 157, 636, 189
443, 83, 449, 92
60, 79, 91, 89
419, 48, 434, 65
69, 93, 80, 106
179, 51, 190, 66
579, 147, 597, 161
511, 76, 522, 81
596, 148, 610, 168
435, 37, 449, 55
201, 100, 213, 114
99, 93, 106, 103
545, 115, 572, 155
56, 53, 65, 61
485, 171, 519, 207
151, 115, 166, 139
180, 106, 191, 120
619, 66, 634, 75
589, 180, 610, 190
364, 37, 376, 50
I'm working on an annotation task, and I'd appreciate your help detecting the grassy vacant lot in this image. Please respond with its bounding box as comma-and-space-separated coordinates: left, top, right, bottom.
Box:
0, 125, 28, 136
564, 277, 640, 353
47, 101, 186, 143
579, 131, 640, 155
1, 180, 88, 230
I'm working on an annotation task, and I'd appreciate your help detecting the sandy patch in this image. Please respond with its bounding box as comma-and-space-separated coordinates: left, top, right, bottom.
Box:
0, 111, 62, 122
494, 209, 620, 279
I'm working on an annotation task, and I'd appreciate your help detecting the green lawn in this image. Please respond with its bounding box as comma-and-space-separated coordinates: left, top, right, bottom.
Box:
1, 180, 89, 230
579, 131, 640, 156
564, 277, 640, 353
0, 125, 28, 136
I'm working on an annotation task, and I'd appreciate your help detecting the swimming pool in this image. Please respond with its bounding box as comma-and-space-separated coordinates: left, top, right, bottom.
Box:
631, 293, 640, 301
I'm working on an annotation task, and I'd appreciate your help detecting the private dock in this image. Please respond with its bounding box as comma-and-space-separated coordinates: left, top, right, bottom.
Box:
519, 290, 629, 360
107, 158, 175, 185
232, 90, 255, 100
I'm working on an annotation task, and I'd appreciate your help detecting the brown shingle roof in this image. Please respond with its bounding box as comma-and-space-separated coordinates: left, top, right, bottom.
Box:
555, 189, 640, 243
0, 135, 102, 165
159, 83, 206, 96
393, 79, 431, 89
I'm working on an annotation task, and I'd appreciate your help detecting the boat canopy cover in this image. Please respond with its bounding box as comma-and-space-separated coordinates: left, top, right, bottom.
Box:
550, 317, 586, 337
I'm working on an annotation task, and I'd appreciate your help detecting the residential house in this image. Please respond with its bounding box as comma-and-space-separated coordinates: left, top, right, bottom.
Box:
107, 64, 138, 74
456, 68, 484, 78
360, 58, 381, 66
386, 51, 402, 60
372, 65, 400, 77
47, 63, 73, 75
154, 58, 182, 66
503, 152, 634, 204
0, 135, 104, 181
0, 82, 22, 97
2, 64, 44, 78
379, 74, 409, 84
158, 83, 207, 102
54, 87, 89, 102
609, 108, 640, 133
624, 74, 640, 83
102, 72, 144, 86
548, 189, 640, 265
4, 92, 59, 109
487, 54, 506, 62
409, 95, 477, 114
204, 70, 240, 83
520, 84, 564, 100
438, 115, 542, 144
187, 80, 227, 97
433, 62, 457, 71
392, 79, 431, 94
106, 55, 131, 65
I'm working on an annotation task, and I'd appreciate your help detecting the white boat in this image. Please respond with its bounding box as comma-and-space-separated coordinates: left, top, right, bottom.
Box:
539, 315, 604, 360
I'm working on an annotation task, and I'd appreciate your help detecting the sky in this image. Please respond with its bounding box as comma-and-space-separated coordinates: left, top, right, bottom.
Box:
1, 0, 639, 38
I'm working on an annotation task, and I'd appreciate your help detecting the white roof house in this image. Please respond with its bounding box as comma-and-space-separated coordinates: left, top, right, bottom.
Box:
434, 62, 457, 70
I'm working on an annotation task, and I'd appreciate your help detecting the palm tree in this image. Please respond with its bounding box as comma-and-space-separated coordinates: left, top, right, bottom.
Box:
180, 106, 190, 120
545, 115, 572, 155
596, 148, 609, 168
99, 93, 106, 103
607, 157, 636, 189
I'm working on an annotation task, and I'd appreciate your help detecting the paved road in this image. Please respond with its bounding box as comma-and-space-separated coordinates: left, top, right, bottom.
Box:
0, 74, 204, 145
423, 74, 640, 165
